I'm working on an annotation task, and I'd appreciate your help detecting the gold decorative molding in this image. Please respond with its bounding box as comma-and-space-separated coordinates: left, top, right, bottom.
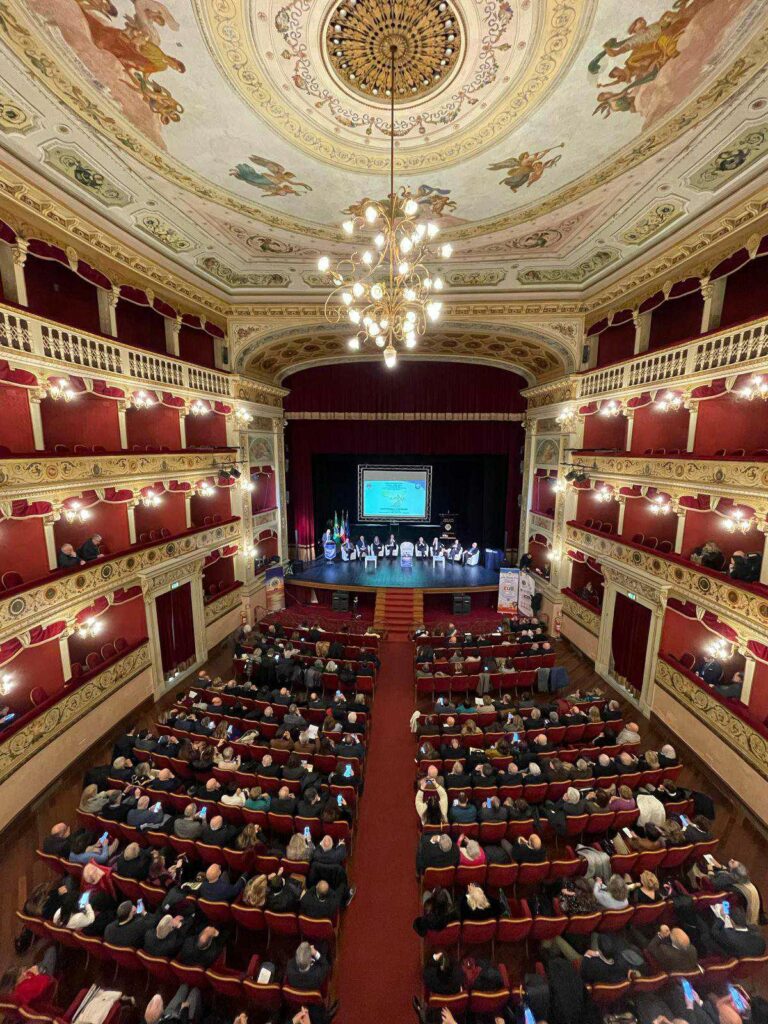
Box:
284, 411, 524, 422
204, 585, 244, 625
232, 378, 287, 407
580, 455, 768, 506
0, 522, 241, 635
655, 657, 768, 782
142, 558, 206, 596
0, 642, 151, 785
561, 592, 600, 637
523, 377, 580, 409
566, 524, 768, 640
529, 512, 555, 538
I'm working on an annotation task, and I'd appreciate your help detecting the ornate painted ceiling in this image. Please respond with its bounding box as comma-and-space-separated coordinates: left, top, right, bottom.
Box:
0, 0, 767, 304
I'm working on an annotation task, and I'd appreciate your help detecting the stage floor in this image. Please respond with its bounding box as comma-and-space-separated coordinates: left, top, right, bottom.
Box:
288, 557, 500, 592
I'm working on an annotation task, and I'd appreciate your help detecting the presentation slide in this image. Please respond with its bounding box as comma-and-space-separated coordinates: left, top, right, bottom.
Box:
359, 466, 431, 521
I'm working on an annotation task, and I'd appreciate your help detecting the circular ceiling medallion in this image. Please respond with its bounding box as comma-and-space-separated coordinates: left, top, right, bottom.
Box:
325, 0, 462, 104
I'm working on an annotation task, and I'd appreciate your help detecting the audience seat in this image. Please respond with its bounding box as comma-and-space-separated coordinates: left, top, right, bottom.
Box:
1, 571, 23, 590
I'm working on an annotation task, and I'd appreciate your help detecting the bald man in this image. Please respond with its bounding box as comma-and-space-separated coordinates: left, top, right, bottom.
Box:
646, 924, 699, 972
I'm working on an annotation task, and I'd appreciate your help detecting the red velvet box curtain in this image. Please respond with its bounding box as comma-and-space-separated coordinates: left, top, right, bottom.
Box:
155, 582, 195, 674
611, 592, 652, 691
284, 362, 526, 547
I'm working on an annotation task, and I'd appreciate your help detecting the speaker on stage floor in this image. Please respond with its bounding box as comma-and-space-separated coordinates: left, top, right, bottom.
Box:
453, 593, 471, 614
332, 591, 349, 612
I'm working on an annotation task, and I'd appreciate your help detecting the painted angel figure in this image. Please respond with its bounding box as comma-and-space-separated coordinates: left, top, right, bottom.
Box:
231, 156, 312, 198
489, 145, 564, 192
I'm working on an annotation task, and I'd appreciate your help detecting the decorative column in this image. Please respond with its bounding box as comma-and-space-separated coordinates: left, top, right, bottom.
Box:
117, 399, 128, 450
624, 408, 635, 452
517, 416, 537, 563
759, 523, 768, 586
674, 505, 687, 554
684, 399, 699, 452
58, 634, 72, 683
164, 315, 181, 359
0, 238, 28, 306
238, 428, 255, 584
127, 503, 137, 545
29, 388, 46, 451
179, 407, 188, 450
740, 656, 756, 706
97, 285, 119, 337
273, 416, 289, 564
43, 517, 58, 571
183, 490, 192, 529
700, 277, 726, 334
214, 334, 229, 372
633, 310, 651, 355
616, 494, 627, 538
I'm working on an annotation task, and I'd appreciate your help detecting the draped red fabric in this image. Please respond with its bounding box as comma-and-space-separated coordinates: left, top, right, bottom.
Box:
155, 583, 195, 673
611, 592, 651, 690
595, 320, 635, 368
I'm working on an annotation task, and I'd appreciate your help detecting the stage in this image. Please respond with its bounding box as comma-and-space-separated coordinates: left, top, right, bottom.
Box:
287, 557, 500, 593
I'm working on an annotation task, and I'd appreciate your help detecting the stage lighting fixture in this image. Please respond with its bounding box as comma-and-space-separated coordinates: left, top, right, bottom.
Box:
575, 472, 588, 483
229, 467, 242, 479
564, 470, 577, 481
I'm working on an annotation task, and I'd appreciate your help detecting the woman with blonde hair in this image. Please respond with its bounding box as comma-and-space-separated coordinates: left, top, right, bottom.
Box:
632, 871, 661, 904
461, 882, 501, 921
286, 831, 312, 862
643, 749, 660, 770
588, 705, 602, 723
460, 718, 481, 736
235, 822, 265, 851
78, 784, 109, 814
241, 873, 268, 908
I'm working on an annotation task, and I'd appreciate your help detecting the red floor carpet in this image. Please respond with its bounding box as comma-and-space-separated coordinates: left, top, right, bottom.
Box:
336, 639, 421, 1023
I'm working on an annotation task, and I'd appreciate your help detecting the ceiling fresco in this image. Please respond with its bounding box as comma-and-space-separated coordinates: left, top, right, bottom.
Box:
0, 0, 766, 297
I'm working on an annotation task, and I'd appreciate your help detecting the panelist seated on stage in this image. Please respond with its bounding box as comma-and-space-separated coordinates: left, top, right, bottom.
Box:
370, 536, 384, 557
341, 539, 356, 561
431, 538, 445, 557
384, 534, 399, 558
447, 540, 463, 563
415, 537, 429, 558
355, 535, 367, 556
463, 542, 480, 566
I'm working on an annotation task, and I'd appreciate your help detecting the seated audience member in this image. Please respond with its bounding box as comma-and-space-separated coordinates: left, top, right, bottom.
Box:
199, 864, 246, 902
449, 791, 477, 825
300, 879, 345, 919
77, 533, 103, 562
44, 823, 75, 857
690, 540, 724, 571
178, 926, 227, 968
265, 872, 303, 912
1, 947, 59, 1007
285, 941, 330, 991
616, 721, 641, 745
57, 543, 85, 569
460, 883, 501, 921
592, 874, 629, 910
646, 925, 699, 971
705, 905, 766, 957
697, 656, 724, 686
728, 549, 762, 583
413, 887, 458, 936
174, 804, 204, 839
416, 779, 448, 825
416, 833, 459, 874
115, 843, 152, 880
104, 900, 158, 948
143, 914, 191, 958
423, 951, 463, 996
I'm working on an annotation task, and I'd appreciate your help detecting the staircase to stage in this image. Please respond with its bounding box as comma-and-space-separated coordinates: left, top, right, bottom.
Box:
374, 588, 422, 639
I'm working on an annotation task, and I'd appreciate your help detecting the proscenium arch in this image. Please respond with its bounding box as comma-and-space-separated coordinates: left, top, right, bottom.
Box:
234, 319, 576, 384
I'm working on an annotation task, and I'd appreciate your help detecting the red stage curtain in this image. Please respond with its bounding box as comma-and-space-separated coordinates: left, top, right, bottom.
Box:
155, 582, 195, 673
611, 592, 651, 690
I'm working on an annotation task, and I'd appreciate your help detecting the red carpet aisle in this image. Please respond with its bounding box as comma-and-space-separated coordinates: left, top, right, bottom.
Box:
336, 639, 421, 1022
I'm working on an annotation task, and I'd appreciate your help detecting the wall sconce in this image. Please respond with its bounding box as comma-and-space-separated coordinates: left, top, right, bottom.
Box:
198, 481, 215, 498
141, 490, 161, 508
552, 479, 567, 494
244, 544, 257, 558
600, 401, 622, 417
649, 495, 672, 515
0, 673, 13, 697
190, 400, 210, 416
242, 479, 255, 493
77, 617, 102, 640
595, 487, 613, 503
655, 391, 682, 412
47, 378, 75, 402
706, 637, 732, 661
546, 548, 561, 563
63, 501, 90, 524
235, 408, 254, 426
739, 375, 768, 401
132, 390, 155, 409
724, 508, 753, 534
556, 407, 577, 429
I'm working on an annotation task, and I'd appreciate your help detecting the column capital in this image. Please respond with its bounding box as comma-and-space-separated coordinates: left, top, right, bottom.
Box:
12, 237, 29, 268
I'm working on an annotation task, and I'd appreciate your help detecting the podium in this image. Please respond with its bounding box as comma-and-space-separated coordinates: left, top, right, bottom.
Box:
400, 541, 414, 569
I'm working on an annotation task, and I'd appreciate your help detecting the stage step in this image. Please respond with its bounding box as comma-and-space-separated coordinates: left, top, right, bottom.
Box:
377, 588, 418, 638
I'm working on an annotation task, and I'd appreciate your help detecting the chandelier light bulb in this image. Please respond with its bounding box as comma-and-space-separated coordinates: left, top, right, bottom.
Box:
371, 283, 384, 300
414, 223, 426, 240
383, 344, 397, 368
342, 220, 354, 235
404, 288, 416, 301
427, 222, 439, 239
341, 291, 352, 305
398, 261, 410, 275
405, 333, 417, 348
317, 256, 330, 272
369, 322, 381, 337
375, 336, 385, 348
348, 337, 360, 350
399, 236, 413, 254
440, 243, 453, 259
405, 310, 417, 322
433, 277, 444, 291
364, 205, 378, 223
349, 309, 361, 324
352, 281, 364, 298
423, 277, 432, 290
380, 318, 389, 329
362, 250, 373, 265
426, 302, 440, 321
404, 198, 418, 216
374, 232, 385, 248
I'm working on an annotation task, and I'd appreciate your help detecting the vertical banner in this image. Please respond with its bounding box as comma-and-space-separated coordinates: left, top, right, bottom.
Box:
265, 565, 285, 612
497, 567, 520, 613
519, 571, 536, 617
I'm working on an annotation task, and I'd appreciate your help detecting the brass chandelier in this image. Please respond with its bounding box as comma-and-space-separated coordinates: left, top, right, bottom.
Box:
316, 28, 451, 367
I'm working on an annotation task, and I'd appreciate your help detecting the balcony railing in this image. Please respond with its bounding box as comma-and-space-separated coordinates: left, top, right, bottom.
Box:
565, 522, 768, 642
529, 512, 555, 538
579, 316, 768, 399
0, 519, 242, 635
0, 302, 231, 397
561, 588, 601, 636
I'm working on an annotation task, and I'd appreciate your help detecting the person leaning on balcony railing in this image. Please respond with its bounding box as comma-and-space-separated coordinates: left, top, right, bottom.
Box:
57, 542, 85, 569
77, 533, 103, 562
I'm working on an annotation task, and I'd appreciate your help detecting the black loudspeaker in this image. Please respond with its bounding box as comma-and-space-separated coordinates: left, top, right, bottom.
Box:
291, 560, 305, 573
332, 591, 349, 612
453, 593, 471, 614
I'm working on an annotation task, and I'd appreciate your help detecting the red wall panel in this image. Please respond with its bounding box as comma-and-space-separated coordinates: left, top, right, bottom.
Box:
25, 256, 101, 335
681, 510, 762, 564
185, 412, 228, 448
748, 661, 768, 723
190, 488, 232, 526
126, 404, 182, 451
648, 293, 703, 352
719, 258, 768, 330
630, 404, 689, 455
0, 518, 50, 582
41, 393, 121, 452
115, 300, 166, 354
693, 394, 768, 455
179, 324, 216, 369
0, 383, 35, 452
134, 491, 187, 539
595, 322, 635, 369
621, 500, 677, 548
582, 412, 628, 451
53, 501, 130, 555
5, 640, 65, 713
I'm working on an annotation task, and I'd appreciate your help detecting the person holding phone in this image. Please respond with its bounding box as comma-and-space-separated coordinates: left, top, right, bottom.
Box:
646, 924, 700, 972
52, 890, 96, 930
104, 899, 159, 948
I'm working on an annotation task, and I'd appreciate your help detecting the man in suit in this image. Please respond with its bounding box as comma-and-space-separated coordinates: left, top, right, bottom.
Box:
285, 942, 330, 991
200, 815, 239, 847
265, 872, 303, 912
104, 901, 159, 948
299, 879, 344, 919
447, 540, 463, 563
178, 926, 227, 967
646, 926, 700, 972
77, 533, 103, 562
57, 542, 84, 569
355, 535, 367, 557
143, 913, 192, 958
115, 843, 152, 880
199, 864, 246, 903
416, 833, 459, 874
174, 803, 204, 840
127, 796, 169, 830
462, 542, 480, 565
43, 823, 75, 857
415, 537, 429, 558
707, 906, 766, 956
270, 786, 298, 816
